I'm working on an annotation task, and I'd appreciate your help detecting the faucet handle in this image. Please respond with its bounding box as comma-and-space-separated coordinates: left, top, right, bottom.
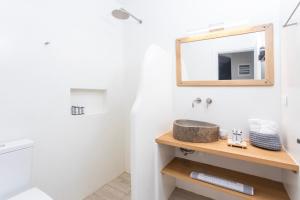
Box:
192, 98, 202, 108
206, 98, 213, 108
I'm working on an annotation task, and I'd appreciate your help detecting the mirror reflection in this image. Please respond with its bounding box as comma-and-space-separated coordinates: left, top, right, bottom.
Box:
181, 32, 266, 81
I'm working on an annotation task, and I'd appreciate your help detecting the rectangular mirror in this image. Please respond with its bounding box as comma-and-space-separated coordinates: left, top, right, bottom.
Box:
176, 24, 274, 86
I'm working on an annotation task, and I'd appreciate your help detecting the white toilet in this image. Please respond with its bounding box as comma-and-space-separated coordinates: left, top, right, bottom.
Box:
0, 139, 53, 200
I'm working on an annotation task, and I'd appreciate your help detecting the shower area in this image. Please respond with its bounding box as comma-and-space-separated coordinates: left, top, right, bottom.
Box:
84, 40, 209, 199
82, 7, 141, 200
84, 7, 206, 200
0, 1, 139, 200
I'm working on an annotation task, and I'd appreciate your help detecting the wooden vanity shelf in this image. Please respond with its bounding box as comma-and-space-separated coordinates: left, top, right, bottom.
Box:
162, 157, 290, 200
156, 132, 299, 172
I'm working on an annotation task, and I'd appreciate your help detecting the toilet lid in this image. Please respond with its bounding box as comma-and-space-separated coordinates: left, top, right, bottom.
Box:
8, 188, 52, 200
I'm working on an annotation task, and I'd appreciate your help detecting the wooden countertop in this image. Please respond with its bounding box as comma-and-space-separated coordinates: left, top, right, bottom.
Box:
156, 132, 299, 172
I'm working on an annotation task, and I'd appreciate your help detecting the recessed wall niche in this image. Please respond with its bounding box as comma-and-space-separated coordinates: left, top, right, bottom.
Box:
70, 88, 107, 115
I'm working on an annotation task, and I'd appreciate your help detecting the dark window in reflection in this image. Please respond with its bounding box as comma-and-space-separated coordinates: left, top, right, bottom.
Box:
218, 55, 232, 80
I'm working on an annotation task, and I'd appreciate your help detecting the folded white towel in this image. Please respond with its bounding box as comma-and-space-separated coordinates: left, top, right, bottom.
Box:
260, 120, 279, 134
248, 119, 262, 133
248, 119, 279, 135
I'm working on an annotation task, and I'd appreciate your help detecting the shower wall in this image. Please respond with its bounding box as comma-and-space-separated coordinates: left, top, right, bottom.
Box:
0, 0, 126, 199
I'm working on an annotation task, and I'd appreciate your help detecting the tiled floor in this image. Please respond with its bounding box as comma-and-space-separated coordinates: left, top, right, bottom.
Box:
84, 172, 131, 200
84, 173, 212, 200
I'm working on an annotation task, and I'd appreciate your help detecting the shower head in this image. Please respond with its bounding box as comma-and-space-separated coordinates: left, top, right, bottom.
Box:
112, 8, 142, 24
112, 8, 130, 20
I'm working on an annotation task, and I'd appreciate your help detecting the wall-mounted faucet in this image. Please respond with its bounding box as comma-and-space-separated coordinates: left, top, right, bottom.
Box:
192, 98, 202, 108
206, 98, 213, 108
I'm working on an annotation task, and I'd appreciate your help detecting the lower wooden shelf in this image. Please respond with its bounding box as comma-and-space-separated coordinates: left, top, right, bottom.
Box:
162, 157, 290, 200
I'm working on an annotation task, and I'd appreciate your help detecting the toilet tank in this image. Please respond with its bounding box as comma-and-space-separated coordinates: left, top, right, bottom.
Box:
0, 139, 34, 200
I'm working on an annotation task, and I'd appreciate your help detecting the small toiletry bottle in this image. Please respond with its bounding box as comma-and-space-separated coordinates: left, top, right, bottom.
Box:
240, 130, 244, 143
237, 130, 243, 143
71, 106, 75, 115
232, 129, 237, 143
75, 106, 79, 115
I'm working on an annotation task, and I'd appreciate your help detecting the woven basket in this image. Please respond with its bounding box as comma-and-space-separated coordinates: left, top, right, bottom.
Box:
249, 131, 282, 151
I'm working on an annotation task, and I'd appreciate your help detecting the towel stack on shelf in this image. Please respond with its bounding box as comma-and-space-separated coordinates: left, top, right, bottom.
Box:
248, 119, 282, 151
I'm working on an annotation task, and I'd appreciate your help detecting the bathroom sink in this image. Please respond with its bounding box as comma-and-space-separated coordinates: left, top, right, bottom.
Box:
173, 119, 219, 143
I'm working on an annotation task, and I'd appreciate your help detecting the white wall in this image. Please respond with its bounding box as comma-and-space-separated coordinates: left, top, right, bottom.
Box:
280, 0, 300, 199
0, 0, 126, 199
123, 0, 282, 199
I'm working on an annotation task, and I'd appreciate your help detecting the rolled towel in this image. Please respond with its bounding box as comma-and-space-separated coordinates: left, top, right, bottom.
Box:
190, 171, 254, 195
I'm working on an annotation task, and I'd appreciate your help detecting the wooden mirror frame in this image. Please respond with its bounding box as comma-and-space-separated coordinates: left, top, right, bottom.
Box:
176, 24, 274, 87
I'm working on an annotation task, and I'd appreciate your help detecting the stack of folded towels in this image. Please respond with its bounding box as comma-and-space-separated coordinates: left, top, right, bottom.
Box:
248, 119, 282, 151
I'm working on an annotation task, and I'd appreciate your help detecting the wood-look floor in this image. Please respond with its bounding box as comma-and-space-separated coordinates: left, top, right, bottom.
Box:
84, 172, 212, 200
84, 172, 131, 200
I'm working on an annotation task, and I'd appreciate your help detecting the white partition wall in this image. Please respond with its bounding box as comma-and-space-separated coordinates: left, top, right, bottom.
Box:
130, 45, 175, 200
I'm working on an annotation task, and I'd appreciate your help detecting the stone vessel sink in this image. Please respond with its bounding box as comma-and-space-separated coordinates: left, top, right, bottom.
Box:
173, 119, 219, 143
